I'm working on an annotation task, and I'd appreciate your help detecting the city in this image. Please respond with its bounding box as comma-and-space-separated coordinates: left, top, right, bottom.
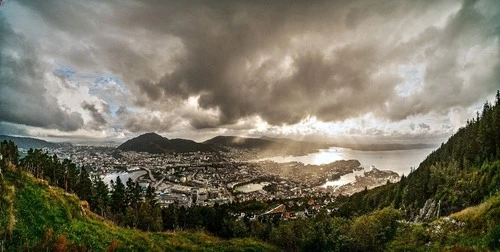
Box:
43, 142, 400, 215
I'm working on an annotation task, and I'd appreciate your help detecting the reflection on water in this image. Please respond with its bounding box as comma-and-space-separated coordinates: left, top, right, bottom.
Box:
255, 147, 436, 175
255, 148, 343, 165
323, 168, 366, 187
102, 170, 147, 186
235, 182, 270, 193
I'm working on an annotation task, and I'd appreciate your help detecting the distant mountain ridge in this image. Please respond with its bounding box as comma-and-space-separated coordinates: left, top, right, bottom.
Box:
341, 143, 438, 151
203, 136, 281, 149
0, 135, 61, 149
117, 133, 329, 155
118, 133, 434, 155
117, 132, 215, 154
204, 135, 329, 156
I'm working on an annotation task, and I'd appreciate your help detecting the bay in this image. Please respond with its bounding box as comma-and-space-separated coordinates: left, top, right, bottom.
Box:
235, 182, 271, 193
255, 147, 436, 176
102, 170, 147, 186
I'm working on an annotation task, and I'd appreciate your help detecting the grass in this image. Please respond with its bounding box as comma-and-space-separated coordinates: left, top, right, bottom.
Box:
0, 167, 275, 251
388, 194, 500, 251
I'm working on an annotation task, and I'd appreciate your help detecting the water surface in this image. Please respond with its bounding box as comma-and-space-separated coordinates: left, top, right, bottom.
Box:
235, 182, 270, 193
102, 170, 147, 186
256, 147, 435, 176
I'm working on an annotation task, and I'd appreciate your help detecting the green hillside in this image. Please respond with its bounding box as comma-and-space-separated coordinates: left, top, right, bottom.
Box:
0, 163, 274, 251
336, 92, 500, 219
388, 194, 500, 251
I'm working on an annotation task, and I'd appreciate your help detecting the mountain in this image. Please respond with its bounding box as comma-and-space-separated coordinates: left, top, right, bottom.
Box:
203, 135, 328, 156
0, 135, 61, 149
339, 142, 438, 151
118, 132, 215, 154
0, 164, 273, 251
204, 136, 281, 149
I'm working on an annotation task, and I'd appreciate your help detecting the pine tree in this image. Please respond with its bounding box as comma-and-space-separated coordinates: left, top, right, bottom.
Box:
111, 177, 126, 213
92, 175, 109, 217
76, 166, 93, 203
145, 185, 156, 206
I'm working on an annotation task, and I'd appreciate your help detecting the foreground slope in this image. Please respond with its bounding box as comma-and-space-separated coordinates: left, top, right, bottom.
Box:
388, 194, 500, 251
0, 164, 273, 251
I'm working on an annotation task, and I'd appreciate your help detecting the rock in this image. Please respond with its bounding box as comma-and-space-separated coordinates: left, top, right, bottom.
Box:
415, 198, 440, 222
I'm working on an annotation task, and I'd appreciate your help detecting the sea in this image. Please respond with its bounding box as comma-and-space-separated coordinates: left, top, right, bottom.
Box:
102, 170, 147, 186
255, 147, 436, 176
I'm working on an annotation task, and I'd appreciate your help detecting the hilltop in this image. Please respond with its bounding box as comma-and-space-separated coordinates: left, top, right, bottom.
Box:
0, 135, 62, 149
117, 133, 215, 154
117, 133, 329, 156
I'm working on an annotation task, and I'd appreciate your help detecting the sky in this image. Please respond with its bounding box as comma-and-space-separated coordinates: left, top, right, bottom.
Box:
0, 0, 499, 144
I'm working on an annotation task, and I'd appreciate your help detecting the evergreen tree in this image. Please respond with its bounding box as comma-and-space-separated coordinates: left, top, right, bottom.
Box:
76, 166, 93, 203
91, 175, 109, 217
0, 140, 19, 166
111, 177, 126, 214
145, 185, 156, 205
136, 201, 162, 232
66, 161, 79, 193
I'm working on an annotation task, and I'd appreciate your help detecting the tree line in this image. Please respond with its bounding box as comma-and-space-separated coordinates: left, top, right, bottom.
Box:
334, 90, 500, 219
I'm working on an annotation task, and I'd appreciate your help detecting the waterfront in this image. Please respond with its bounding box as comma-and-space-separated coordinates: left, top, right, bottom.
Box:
102, 170, 147, 185
255, 147, 436, 176
235, 182, 271, 193
47, 144, 430, 206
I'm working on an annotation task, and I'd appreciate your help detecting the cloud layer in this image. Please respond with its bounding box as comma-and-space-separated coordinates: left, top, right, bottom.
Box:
0, 0, 499, 142
0, 16, 84, 131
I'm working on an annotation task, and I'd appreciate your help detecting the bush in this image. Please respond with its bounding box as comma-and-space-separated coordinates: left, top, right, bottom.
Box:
349, 207, 401, 252
486, 220, 500, 249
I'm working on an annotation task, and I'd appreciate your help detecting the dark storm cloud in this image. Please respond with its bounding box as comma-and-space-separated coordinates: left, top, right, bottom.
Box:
124, 115, 177, 133
418, 123, 430, 130
115, 106, 128, 117
184, 111, 221, 130
117, 0, 407, 125
127, 0, 499, 125
113, 106, 176, 133
81, 102, 107, 126
0, 14, 84, 131
0, 122, 29, 136
9, 0, 500, 132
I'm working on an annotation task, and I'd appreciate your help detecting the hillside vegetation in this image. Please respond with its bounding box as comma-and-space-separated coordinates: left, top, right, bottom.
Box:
0, 163, 273, 251
335, 91, 500, 220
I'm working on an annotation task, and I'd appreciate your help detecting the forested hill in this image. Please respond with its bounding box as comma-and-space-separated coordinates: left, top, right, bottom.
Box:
0, 135, 60, 149
336, 91, 500, 219
118, 132, 215, 154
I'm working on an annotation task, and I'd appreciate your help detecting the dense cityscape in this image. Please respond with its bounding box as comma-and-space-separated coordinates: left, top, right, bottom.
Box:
41, 143, 400, 213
